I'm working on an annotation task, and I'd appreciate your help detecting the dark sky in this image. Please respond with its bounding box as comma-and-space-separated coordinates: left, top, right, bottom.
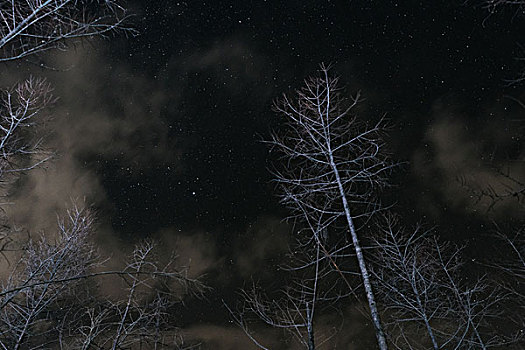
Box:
4, 1, 524, 348
103, 0, 524, 234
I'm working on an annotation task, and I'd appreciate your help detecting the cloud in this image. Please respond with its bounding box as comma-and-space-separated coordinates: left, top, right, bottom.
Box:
0, 44, 181, 235
411, 97, 524, 220
234, 215, 290, 279
0, 42, 186, 289
0, 35, 361, 347
181, 303, 376, 350
182, 324, 287, 350
179, 37, 269, 95
154, 228, 220, 279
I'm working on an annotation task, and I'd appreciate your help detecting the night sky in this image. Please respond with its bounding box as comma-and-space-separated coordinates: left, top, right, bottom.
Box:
3, 1, 525, 348
104, 0, 525, 240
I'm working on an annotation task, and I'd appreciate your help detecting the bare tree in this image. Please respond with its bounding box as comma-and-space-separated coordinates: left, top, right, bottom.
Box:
0, 77, 55, 179
472, 0, 525, 85
0, 0, 131, 254
1, 2, 209, 348
0, 205, 98, 349
0, 0, 131, 174
0, 77, 56, 254
504, 46, 525, 86
66, 238, 206, 350
478, 226, 525, 345
229, 266, 320, 349
459, 167, 525, 214
0, 0, 130, 62
229, 238, 352, 350
0, 0, 130, 179
480, 0, 525, 14
269, 63, 394, 349
492, 227, 525, 292
370, 217, 512, 350
0, 206, 207, 349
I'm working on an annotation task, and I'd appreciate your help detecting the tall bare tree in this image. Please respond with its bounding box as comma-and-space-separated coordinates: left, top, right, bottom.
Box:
269, 63, 394, 349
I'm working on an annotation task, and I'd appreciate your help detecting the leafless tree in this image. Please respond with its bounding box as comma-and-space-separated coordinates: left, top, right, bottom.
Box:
0, 0, 131, 178
0, 2, 207, 348
0, 205, 207, 349
504, 46, 525, 86
0, 77, 55, 179
480, 0, 525, 14
0, 0, 130, 62
459, 167, 525, 214
229, 238, 353, 350
370, 217, 513, 350
269, 63, 395, 349
0, 0, 131, 254
66, 238, 206, 350
492, 227, 525, 292
0, 205, 98, 349
472, 0, 525, 84
455, 128, 524, 347
0, 77, 55, 254
478, 226, 525, 344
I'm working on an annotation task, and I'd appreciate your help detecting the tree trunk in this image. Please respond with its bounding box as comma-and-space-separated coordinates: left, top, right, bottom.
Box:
306, 302, 315, 350
330, 156, 388, 350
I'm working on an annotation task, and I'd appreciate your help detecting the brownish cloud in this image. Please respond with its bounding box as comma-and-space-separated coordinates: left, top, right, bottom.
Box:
1, 35, 272, 236
234, 215, 290, 279
0, 36, 387, 348
172, 37, 269, 96
412, 97, 524, 220
154, 228, 220, 279
182, 324, 286, 350
1, 46, 179, 235
181, 304, 376, 350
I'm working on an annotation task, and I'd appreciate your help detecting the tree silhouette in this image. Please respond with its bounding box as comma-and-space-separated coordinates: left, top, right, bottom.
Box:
268, 63, 395, 349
